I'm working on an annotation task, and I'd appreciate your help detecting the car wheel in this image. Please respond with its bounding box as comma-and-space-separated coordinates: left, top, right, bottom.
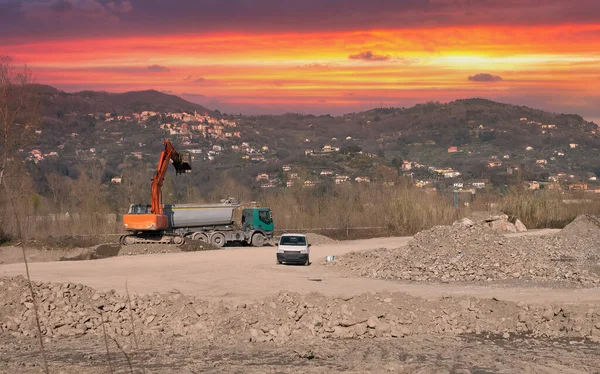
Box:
304, 257, 310, 266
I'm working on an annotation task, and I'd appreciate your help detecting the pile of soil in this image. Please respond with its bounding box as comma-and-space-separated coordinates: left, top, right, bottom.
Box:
2, 275, 600, 345
18, 236, 107, 250
59, 244, 122, 261
556, 214, 600, 240
304, 233, 337, 245
329, 215, 600, 286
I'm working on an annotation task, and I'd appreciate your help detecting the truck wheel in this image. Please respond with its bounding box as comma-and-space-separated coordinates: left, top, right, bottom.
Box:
251, 233, 266, 247
192, 232, 208, 243
172, 236, 184, 245
211, 233, 226, 248
304, 257, 310, 266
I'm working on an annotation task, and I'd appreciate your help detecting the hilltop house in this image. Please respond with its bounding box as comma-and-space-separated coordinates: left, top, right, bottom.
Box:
443, 171, 461, 179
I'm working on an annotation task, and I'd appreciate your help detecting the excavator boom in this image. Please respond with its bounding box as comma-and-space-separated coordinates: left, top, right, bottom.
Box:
122, 139, 191, 234
151, 140, 191, 215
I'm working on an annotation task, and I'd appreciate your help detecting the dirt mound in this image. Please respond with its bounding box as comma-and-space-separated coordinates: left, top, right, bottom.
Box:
330, 220, 600, 286
305, 233, 337, 245
59, 244, 122, 261
557, 214, 600, 238
20, 236, 106, 250
2, 276, 600, 345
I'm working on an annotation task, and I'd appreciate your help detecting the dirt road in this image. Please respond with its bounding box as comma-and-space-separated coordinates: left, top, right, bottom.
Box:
2, 229, 595, 306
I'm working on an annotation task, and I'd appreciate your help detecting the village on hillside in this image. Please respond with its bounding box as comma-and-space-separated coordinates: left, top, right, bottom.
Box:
24, 109, 600, 194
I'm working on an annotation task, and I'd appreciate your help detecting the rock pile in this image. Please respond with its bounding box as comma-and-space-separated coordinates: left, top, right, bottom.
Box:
2, 276, 600, 344
461, 211, 527, 233
330, 215, 600, 286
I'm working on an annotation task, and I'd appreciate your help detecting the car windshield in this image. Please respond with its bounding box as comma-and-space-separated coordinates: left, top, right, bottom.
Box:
279, 235, 307, 246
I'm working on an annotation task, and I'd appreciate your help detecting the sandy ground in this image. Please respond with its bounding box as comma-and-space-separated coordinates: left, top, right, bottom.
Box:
2, 229, 595, 307
3, 228, 600, 374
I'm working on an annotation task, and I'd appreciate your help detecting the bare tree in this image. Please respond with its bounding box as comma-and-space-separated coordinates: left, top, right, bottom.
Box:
0, 57, 47, 373
0, 55, 40, 191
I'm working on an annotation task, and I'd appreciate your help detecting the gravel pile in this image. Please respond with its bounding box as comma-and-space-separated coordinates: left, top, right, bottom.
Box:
329, 215, 600, 286
2, 276, 600, 344
305, 233, 337, 245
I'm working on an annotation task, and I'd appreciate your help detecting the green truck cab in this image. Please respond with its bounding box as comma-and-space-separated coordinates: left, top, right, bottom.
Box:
242, 207, 274, 236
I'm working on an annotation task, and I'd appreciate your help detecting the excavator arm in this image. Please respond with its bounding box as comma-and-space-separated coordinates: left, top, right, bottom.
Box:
150, 139, 191, 215
122, 139, 191, 234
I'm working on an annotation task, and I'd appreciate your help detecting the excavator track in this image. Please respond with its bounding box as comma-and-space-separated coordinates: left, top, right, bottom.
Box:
119, 233, 185, 246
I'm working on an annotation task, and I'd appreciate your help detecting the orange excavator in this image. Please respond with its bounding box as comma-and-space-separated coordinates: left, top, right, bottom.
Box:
120, 139, 191, 245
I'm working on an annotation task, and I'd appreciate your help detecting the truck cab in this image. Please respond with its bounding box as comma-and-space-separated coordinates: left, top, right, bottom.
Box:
242, 208, 274, 236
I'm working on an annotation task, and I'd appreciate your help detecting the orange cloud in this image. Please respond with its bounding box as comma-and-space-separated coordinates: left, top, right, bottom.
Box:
2, 24, 599, 118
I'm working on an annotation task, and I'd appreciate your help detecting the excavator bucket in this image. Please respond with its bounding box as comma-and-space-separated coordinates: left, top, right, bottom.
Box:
172, 152, 192, 174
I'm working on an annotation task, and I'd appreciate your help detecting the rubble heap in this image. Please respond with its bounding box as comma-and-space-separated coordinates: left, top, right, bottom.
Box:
2, 276, 600, 344
467, 211, 527, 233
330, 215, 600, 286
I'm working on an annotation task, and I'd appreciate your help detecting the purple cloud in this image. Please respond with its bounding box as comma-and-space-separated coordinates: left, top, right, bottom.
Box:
468, 73, 503, 82
2, 0, 599, 41
349, 51, 390, 61
147, 64, 169, 72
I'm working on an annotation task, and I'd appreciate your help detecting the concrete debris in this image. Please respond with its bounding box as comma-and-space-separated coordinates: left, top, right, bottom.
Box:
465, 211, 527, 233
3, 275, 600, 344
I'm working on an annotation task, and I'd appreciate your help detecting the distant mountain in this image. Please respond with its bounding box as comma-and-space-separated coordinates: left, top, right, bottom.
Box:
31, 85, 215, 117
23, 87, 600, 190
231, 97, 600, 176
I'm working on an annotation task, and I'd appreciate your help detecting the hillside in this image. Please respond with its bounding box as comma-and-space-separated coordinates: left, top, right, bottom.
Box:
19, 86, 600, 195
31, 86, 215, 117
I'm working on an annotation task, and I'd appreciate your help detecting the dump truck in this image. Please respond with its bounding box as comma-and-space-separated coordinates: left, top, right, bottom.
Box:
120, 139, 274, 247
122, 199, 274, 247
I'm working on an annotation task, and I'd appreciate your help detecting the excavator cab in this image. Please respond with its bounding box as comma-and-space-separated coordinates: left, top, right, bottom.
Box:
172, 152, 192, 174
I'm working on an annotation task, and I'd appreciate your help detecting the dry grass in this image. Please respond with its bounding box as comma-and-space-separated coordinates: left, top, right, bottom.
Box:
498, 190, 600, 228
2, 181, 600, 240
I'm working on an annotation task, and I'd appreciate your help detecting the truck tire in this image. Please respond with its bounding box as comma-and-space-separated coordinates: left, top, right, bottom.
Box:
251, 233, 266, 247
304, 256, 310, 266
172, 236, 184, 245
192, 232, 208, 243
210, 233, 226, 248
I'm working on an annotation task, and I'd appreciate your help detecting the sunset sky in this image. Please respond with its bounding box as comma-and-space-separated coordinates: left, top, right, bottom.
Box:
1, 0, 599, 122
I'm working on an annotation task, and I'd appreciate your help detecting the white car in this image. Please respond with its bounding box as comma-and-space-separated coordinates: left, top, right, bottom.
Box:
276, 233, 310, 265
